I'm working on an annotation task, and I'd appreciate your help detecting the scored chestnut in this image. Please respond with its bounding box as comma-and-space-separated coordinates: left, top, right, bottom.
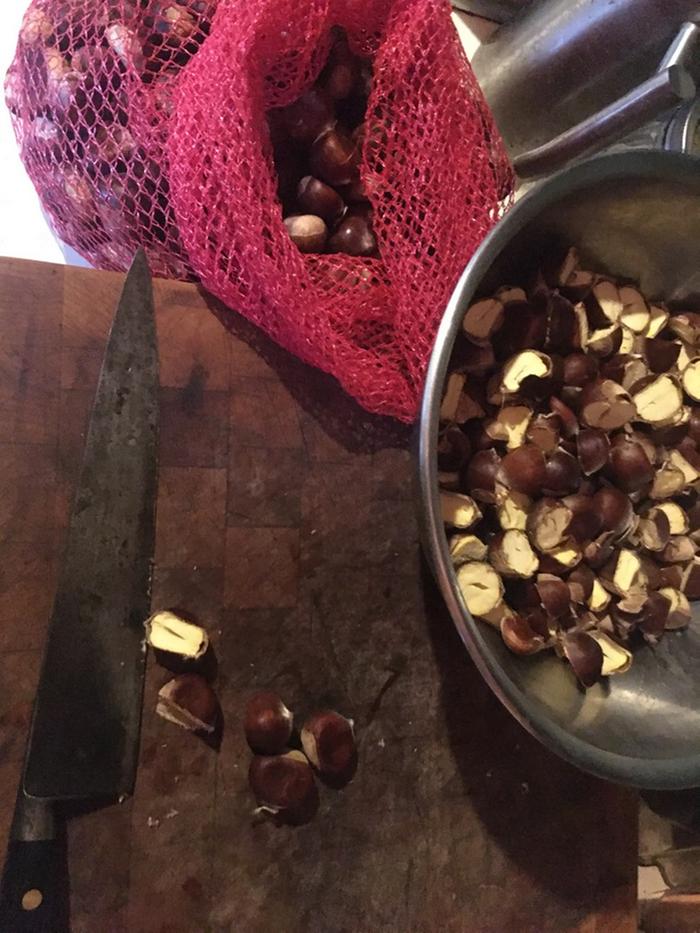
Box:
244, 691, 294, 754
301, 710, 356, 780
249, 751, 319, 825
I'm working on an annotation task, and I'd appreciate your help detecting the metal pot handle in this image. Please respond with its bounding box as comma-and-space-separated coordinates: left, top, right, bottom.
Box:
513, 21, 698, 178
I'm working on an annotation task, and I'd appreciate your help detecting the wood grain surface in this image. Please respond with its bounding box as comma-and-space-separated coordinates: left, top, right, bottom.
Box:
0, 258, 638, 933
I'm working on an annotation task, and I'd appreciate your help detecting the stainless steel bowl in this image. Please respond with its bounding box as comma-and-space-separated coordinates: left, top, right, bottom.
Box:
418, 151, 700, 789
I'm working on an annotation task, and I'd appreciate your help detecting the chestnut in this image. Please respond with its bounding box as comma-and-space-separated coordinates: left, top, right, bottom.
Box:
244, 691, 293, 754
563, 352, 598, 387
310, 129, 359, 187
284, 214, 328, 253
562, 632, 603, 688
327, 213, 376, 256
535, 574, 571, 620
562, 493, 603, 542
281, 87, 335, 143
542, 448, 581, 496
567, 564, 595, 604
156, 674, 218, 734
549, 396, 579, 437
437, 426, 472, 472
577, 427, 610, 475
301, 710, 356, 779
594, 486, 635, 538
607, 439, 653, 493
499, 444, 547, 498
249, 751, 318, 824
296, 176, 345, 225
500, 614, 547, 655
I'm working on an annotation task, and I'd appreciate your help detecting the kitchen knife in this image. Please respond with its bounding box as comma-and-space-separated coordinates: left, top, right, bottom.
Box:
0, 249, 159, 932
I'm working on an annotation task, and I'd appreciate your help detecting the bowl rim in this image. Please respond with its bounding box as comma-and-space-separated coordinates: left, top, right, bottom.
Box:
418, 150, 700, 790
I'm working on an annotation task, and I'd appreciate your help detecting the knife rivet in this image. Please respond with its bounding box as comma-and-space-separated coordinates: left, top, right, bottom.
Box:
21, 888, 43, 911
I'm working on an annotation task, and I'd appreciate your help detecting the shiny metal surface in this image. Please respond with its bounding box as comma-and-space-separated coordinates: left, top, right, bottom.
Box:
513, 62, 695, 177
24, 249, 159, 801
472, 0, 700, 164
418, 152, 700, 789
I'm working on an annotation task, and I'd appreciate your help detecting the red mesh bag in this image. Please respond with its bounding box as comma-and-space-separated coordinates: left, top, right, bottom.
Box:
5, 0, 212, 277
6, 0, 512, 421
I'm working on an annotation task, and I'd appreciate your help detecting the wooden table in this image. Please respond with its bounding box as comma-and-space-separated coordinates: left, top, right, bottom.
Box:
0, 258, 638, 932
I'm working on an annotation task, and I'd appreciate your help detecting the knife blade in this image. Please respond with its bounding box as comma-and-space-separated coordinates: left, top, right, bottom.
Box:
0, 250, 159, 932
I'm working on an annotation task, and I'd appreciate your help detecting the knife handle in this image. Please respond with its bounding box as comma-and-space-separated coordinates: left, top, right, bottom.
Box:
0, 797, 69, 933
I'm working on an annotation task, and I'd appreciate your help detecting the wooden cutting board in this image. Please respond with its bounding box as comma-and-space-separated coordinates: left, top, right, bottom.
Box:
0, 257, 637, 933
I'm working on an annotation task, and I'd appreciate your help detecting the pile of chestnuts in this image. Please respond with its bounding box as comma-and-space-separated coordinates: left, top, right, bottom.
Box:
439, 247, 700, 688
6, 1, 219, 274
245, 692, 357, 825
268, 28, 379, 258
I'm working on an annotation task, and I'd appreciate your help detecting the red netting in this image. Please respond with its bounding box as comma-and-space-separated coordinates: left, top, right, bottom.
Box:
6, 0, 512, 421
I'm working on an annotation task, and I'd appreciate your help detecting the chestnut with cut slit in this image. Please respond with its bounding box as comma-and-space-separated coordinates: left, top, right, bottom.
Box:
244, 691, 294, 754
301, 710, 356, 779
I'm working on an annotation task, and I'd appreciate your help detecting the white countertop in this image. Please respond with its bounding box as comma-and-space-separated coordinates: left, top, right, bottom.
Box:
0, 3, 491, 267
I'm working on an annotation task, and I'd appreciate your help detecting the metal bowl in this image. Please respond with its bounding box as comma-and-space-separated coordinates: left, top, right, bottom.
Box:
418, 151, 700, 789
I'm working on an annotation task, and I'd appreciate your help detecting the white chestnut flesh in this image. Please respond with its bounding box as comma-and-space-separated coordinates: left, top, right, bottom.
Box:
145, 611, 209, 659
456, 562, 504, 617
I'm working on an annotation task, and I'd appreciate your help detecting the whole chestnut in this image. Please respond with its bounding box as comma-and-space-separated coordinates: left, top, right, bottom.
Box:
281, 87, 335, 143
463, 448, 502, 502
296, 176, 345, 224
249, 751, 318, 824
284, 214, 328, 253
301, 710, 356, 779
328, 213, 377, 257
310, 129, 359, 187
244, 691, 294, 754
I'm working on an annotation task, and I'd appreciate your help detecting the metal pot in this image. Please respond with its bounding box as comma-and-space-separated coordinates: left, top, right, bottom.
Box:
418, 151, 700, 789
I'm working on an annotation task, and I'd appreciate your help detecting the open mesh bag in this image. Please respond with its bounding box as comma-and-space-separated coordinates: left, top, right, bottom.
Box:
6, 0, 512, 420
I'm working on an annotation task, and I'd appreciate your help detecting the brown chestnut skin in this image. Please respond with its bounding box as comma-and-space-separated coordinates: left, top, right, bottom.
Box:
607, 439, 654, 493
563, 493, 603, 542
301, 710, 356, 780
644, 337, 681, 373
500, 614, 546, 655
500, 444, 547, 498
297, 176, 345, 224
542, 448, 581, 496
577, 427, 610, 475
535, 575, 570, 620
310, 129, 359, 187
244, 691, 293, 754
281, 87, 335, 143
563, 352, 598, 387
284, 214, 328, 253
549, 396, 579, 437
567, 564, 595, 603
689, 410, 700, 444
437, 425, 472, 472
463, 448, 502, 501
249, 752, 318, 824
563, 632, 603, 688
491, 301, 547, 359
328, 213, 376, 257
593, 485, 633, 535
